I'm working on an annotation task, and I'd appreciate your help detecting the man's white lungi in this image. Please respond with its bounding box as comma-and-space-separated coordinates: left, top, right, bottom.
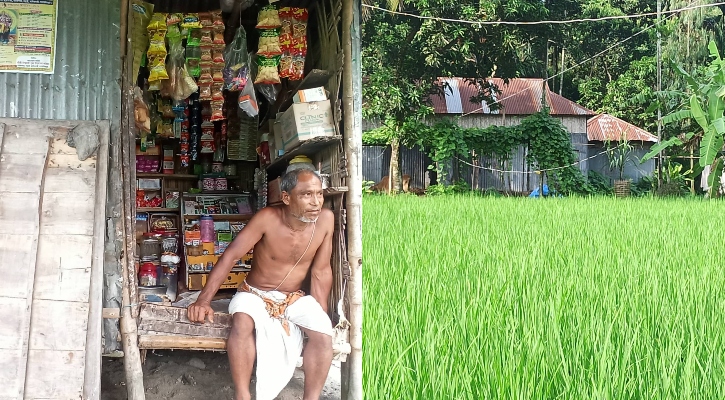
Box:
228, 283, 333, 400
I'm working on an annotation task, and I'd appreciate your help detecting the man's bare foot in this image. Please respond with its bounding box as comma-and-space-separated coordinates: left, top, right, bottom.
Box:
234, 390, 252, 400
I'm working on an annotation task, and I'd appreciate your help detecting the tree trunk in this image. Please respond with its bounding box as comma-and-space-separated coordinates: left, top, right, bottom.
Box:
389, 136, 402, 195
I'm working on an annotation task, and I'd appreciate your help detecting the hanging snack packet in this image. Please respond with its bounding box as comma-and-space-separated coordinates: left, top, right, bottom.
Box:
210, 100, 225, 121
147, 29, 168, 57
148, 13, 167, 30
199, 12, 213, 28
279, 7, 292, 35
201, 28, 214, 44
256, 5, 281, 29
148, 56, 169, 81
213, 48, 225, 64
167, 13, 182, 26
212, 82, 225, 101
213, 27, 226, 45
212, 65, 225, 83
254, 54, 281, 85
289, 37, 307, 81
166, 24, 182, 41
186, 46, 201, 77
212, 11, 224, 26
181, 14, 202, 29
257, 29, 282, 56
187, 29, 203, 46
199, 83, 213, 101
278, 33, 293, 79
201, 45, 213, 62
199, 61, 214, 83
292, 8, 308, 38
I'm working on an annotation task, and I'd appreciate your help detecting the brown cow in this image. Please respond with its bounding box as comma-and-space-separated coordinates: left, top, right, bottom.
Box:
371, 174, 411, 193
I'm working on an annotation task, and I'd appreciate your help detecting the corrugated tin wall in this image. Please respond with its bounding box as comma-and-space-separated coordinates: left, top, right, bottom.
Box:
362, 145, 433, 189
0, 0, 121, 124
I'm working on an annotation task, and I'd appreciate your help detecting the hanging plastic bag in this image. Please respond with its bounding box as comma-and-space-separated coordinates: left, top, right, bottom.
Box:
223, 26, 249, 92
238, 80, 259, 117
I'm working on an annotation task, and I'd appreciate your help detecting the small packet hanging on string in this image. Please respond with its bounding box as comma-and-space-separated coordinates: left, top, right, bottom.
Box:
279, 33, 293, 79
213, 27, 226, 45
212, 65, 225, 83
201, 45, 213, 62
213, 48, 225, 63
187, 29, 203, 46
147, 29, 168, 57
212, 11, 224, 26
257, 29, 282, 56
289, 37, 307, 81
167, 13, 182, 26
148, 56, 169, 81
210, 100, 226, 121
279, 7, 293, 36
181, 14, 202, 29
199, 61, 214, 83
186, 46, 201, 77
199, 83, 213, 101
254, 54, 281, 85
201, 28, 214, 45
292, 8, 308, 38
256, 5, 281, 29
212, 82, 225, 101
148, 13, 168, 30
199, 12, 213, 28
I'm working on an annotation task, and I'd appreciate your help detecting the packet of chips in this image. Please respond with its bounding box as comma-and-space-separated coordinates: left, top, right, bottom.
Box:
167, 13, 182, 26
254, 54, 281, 84
279, 7, 292, 35
258, 29, 282, 56
187, 29, 202, 47
201, 28, 214, 44
292, 8, 308, 38
256, 5, 281, 29
289, 37, 307, 81
148, 13, 167, 30
181, 14, 202, 29
199, 12, 213, 28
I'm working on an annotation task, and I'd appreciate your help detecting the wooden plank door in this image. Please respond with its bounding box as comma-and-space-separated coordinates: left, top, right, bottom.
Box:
0, 119, 109, 400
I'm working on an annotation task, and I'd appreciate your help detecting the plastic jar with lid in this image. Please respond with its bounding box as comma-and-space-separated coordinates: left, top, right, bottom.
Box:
200, 215, 215, 243
140, 234, 162, 259
139, 262, 158, 287
161, 232, 178, 254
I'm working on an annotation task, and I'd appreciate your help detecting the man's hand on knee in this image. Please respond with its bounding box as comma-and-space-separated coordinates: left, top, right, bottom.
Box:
187, 301, 215, 324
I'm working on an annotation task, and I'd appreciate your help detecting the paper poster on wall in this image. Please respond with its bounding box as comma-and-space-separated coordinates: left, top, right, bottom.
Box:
0, 0, 57, 74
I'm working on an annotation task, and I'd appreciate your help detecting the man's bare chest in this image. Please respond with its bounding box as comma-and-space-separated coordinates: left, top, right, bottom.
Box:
261, 229, 321, 264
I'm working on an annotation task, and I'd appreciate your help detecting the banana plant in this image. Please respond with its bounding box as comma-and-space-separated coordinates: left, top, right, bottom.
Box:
643, 41, 725, 197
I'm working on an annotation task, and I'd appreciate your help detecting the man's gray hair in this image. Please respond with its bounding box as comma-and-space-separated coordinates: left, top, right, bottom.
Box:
280, 165, 322, 193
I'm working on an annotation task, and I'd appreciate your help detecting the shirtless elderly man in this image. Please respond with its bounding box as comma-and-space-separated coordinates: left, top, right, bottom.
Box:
187, 166, 334, 400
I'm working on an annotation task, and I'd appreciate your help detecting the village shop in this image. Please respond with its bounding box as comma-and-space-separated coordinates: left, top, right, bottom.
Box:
0, 0, 362, 397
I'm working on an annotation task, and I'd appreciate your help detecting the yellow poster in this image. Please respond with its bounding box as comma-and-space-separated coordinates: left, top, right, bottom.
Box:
0, 0, 57, 74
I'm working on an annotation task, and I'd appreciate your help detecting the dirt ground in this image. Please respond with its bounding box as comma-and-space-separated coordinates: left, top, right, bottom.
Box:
101, 350, 341, 400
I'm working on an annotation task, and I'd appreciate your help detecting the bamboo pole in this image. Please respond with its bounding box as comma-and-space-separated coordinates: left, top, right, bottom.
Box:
119, 0, 145, 397
341, 0, 363, 397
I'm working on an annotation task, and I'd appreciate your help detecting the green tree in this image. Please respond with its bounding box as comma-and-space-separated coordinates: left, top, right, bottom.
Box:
362, 0, 549, 193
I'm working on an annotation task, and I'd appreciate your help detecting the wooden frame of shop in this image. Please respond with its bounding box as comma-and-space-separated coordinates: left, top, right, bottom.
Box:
111, 0, 364, 398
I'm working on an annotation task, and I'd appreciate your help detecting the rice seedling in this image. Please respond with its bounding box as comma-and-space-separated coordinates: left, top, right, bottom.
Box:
363, 195, 725, 399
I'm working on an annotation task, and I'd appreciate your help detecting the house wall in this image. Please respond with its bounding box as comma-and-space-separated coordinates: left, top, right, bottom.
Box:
588, 142, 656, 182
363, 114, 591, 193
